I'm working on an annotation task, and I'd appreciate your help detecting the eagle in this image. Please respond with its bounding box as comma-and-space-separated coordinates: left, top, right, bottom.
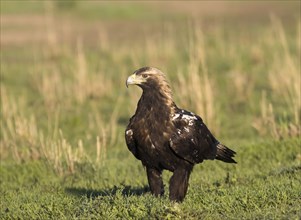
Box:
125, 67, 236, 202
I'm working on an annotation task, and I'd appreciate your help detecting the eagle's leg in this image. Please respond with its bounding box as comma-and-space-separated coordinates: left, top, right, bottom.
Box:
146, 167, 164, 197
169, 168, 192, 202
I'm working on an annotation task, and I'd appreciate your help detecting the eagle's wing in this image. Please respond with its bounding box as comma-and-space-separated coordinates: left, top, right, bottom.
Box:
169, 110, 218, 164
125, 124, 140, 160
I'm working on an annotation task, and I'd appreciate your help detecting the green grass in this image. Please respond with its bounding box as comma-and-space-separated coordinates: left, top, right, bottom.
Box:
1, 139, 300, 219
1, 1, 300, 219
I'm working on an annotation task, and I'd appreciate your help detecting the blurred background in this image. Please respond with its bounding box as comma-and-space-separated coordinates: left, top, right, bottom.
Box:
1, 0, 300, 171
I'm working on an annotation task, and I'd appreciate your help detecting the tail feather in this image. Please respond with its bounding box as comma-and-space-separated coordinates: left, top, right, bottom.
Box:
216, 143, 237, 163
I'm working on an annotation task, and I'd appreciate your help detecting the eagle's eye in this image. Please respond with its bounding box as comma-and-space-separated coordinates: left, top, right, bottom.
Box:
141, 74, 148, 78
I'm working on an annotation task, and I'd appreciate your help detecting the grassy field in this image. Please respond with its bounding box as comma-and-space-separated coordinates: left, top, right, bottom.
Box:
1, 1, 300, 219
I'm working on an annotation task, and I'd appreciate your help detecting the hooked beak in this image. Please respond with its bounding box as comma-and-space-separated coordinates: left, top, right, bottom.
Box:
126, 74, 146, 88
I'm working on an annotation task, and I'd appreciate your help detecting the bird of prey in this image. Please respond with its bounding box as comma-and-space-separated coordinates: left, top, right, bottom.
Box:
125, 67, 236, 202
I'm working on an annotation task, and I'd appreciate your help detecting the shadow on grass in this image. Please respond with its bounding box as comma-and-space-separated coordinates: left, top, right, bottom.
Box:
65, 185, 149, 199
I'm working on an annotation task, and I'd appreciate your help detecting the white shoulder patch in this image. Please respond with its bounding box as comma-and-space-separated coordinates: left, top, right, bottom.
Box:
172, 112, 197, 121
172, 113, 180, 120
182, 114, 197, 127
126, 129, 133, 136
181, 114, 197, 121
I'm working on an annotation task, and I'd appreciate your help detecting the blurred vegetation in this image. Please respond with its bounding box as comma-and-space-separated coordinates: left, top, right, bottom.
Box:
0, 1, 300, 219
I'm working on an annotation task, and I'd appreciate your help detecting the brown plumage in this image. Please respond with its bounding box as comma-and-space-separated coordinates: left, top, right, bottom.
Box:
125, 67, 236, 202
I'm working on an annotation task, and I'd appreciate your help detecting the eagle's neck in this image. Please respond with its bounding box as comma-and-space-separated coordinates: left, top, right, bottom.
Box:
137, 87, 176, 121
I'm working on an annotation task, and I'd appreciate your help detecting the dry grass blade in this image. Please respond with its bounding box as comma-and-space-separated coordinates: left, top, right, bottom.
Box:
0, 88, 110, 174
174, 23, 219, 133
252, 17, 300, 139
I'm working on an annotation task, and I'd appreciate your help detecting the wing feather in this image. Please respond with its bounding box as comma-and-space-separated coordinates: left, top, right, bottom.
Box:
169, 109, 217, 164
125, 126, 140, 160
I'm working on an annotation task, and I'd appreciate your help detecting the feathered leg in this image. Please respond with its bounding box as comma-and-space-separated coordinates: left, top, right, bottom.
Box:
169, 168, 192, 202
146, 167, 164, 197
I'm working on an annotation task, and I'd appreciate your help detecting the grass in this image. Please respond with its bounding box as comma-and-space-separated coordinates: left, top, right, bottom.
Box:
1, 139, 300, 219
1, 1, 301, 219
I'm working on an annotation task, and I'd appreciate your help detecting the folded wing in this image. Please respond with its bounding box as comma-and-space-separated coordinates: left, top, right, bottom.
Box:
169, 109, 218, 164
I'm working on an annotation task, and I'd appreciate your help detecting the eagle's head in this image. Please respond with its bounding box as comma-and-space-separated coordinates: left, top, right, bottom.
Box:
126, 66, 175, 110
126, 67, 169, 90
